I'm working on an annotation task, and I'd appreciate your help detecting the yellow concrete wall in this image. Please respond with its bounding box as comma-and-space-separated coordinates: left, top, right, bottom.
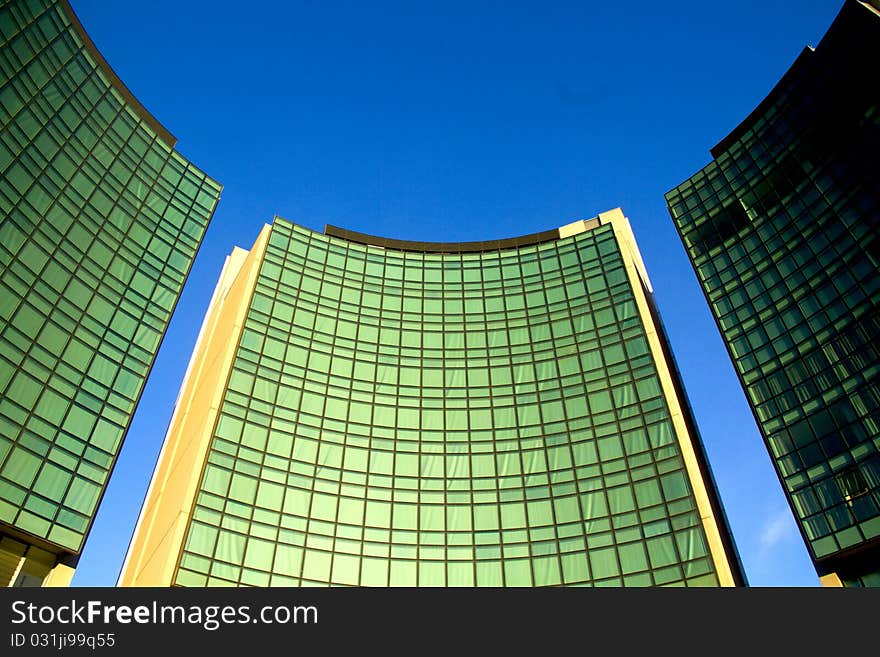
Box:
121, 214, 739, 587
118, 225, 271, 586
0, 537, 27, 586
0, 537, 74, 587
41, 562, 75, 587
602, 208, 738, 587
819, 572, 843, 587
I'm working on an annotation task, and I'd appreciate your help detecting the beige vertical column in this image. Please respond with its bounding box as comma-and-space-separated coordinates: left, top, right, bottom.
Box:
0, 537, 27, 587
119, 225, 272, 586
601, 208, 737, 587
40, 563, 75, 587
1, 536, 75, 587
819, 572, 843, 587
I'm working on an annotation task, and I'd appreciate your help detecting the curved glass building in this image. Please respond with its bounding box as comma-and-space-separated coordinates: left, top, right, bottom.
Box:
122, 210, 744, 586
0, 0, 221, 585
665, 0, 880, 587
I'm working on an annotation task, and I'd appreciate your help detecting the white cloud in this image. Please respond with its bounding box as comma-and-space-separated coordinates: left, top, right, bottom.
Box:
759, 507, 796, 551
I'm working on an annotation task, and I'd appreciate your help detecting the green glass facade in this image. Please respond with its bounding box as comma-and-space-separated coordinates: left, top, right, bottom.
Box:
169, 216, 743, 587
0, 0, 221, 582
666, 0, 880, 586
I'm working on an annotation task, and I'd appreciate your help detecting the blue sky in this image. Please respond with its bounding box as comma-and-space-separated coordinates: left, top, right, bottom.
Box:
68, 0, 845, 586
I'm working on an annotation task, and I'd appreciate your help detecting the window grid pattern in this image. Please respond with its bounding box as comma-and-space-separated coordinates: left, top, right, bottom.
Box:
666, 44, 880, 566
174, 219, 720, 587
0, 0, 221, 553
841, 566, 880, 588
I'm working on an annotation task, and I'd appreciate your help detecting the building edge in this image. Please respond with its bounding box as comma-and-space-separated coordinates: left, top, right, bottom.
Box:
664, 0, 880, 586
600, 210, 744, 586
121, 210, 744, 586
1, 0, 224, 586
58, 0, 176, 147
118, 226, 272, 586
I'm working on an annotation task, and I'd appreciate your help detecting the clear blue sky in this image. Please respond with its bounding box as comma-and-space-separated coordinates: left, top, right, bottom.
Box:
68, 0, 845, 586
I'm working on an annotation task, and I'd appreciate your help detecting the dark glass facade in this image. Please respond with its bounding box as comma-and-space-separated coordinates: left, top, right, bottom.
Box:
666, 0, 880, 586
0, 0, 221, 584
124, 212, 744, 587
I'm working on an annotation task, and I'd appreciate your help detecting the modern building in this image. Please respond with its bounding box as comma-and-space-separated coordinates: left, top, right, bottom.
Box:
121, 210, 745, 587
0, 0, 221, 586
665, 0, 879, 586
